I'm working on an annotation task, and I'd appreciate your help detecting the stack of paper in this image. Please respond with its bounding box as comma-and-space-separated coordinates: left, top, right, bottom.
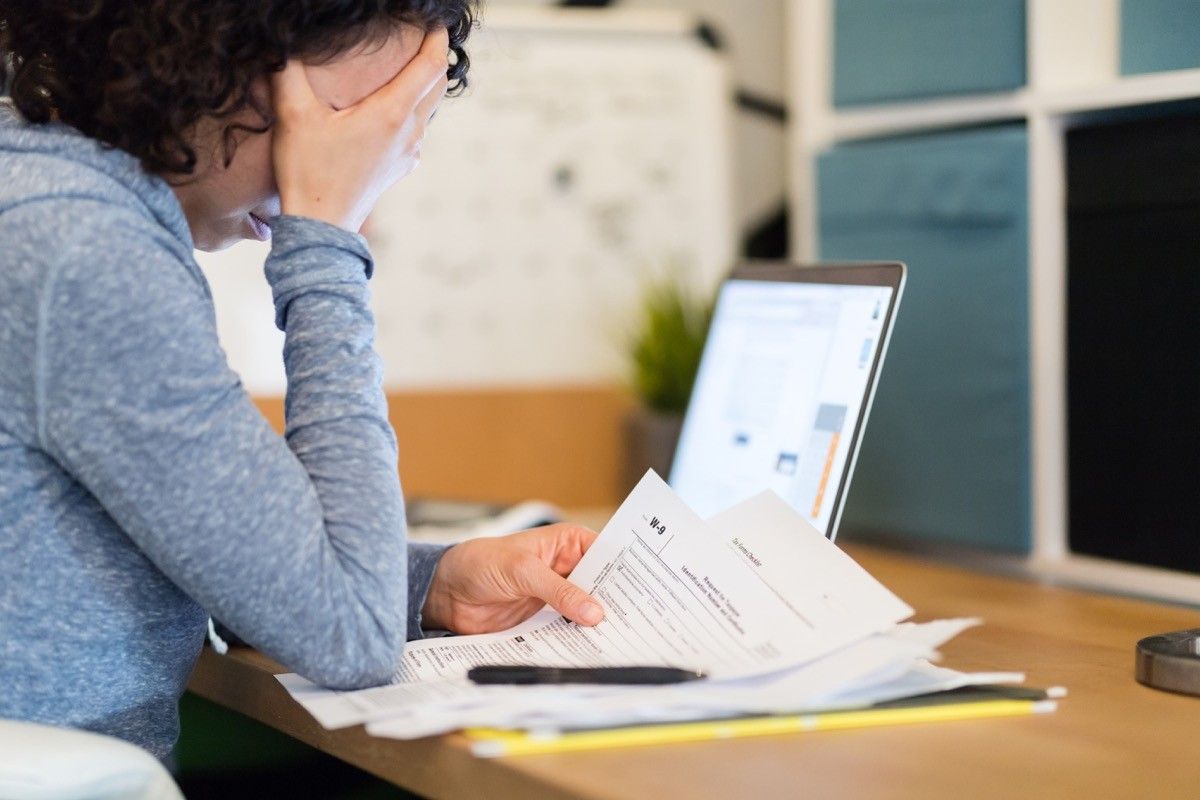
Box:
278, 472, 1032, 740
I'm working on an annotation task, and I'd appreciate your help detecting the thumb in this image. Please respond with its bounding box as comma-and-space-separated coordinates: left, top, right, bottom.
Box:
522, 562, 605, 626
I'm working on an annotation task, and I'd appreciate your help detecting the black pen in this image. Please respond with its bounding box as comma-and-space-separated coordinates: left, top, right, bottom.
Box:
467, 665, 706, 685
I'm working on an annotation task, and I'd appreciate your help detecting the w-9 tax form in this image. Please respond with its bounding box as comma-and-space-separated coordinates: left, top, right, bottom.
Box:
278, 471, 913, 730
399, 471, 908, 681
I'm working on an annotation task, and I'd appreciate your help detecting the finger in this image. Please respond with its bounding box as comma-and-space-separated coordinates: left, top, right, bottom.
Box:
419, 26, 451, 64
519, 560, 605, 626
574, 525, 600, 550
549, 525, 599, 576
417, 74, 450, 126
365, 28, 450, 114
270, 60, 320, 117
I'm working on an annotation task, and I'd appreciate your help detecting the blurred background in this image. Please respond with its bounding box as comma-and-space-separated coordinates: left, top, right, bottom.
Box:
184, 0, 1200, 793
199, 0, 1200, 583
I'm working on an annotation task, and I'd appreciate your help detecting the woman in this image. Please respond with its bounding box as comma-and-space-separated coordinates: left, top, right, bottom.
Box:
0, 1, 605, 760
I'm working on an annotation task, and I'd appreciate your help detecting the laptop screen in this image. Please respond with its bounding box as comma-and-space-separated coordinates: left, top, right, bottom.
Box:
669, 275, 898, 537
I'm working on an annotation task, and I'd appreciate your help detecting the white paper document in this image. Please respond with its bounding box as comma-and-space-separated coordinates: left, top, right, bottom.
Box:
362, 621, 970, 740
400, 470, 910, 681
277, 471, 1018, 738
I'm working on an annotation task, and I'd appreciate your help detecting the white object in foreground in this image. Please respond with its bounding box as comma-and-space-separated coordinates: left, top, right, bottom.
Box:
0, 718, 183, 800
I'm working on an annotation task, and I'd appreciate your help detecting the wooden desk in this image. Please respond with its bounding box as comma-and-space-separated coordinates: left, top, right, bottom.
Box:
188, 543, 1200, 799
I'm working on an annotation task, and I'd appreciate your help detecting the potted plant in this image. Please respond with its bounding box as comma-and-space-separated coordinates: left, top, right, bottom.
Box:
622, 272, 714, 490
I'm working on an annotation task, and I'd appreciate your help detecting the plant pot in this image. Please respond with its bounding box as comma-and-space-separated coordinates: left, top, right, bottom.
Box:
621, 407, 684, 493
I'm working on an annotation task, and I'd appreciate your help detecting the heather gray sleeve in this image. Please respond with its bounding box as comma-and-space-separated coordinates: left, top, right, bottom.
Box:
38, 208, 443, 689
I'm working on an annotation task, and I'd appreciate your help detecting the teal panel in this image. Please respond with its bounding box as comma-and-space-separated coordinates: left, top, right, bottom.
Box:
818, 126, 1031, 552
1121, 0, 1200, 74
833, 0, 1026, 107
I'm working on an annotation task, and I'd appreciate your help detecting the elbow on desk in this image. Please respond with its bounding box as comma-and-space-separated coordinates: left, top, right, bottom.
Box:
291, 606, 408, 690
297, 631, 405, 691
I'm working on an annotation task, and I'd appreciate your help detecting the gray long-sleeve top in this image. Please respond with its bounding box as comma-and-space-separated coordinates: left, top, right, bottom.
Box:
0, 103, 444, 759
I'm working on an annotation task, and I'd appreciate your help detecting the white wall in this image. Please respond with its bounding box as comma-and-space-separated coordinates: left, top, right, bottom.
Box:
485, 0, 789, 236
201, 5, 743, 394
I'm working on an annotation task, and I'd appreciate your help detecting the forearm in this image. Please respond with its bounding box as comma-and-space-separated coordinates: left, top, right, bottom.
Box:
264, 214, 411, 659
212, 541, 449, 648
44, 211, 416, 690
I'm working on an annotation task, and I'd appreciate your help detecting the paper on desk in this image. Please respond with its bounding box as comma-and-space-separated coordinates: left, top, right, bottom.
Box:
282, 617, 998, 736
361, 619, 990, 739
279, 471, 915, 729
706, 488, 913, 653
359, 623, 926, 739
395, 470, 910, 680
814, 659, 1025, 710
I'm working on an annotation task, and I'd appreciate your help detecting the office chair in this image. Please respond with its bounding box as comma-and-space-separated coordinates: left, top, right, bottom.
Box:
0, 719, 183, 800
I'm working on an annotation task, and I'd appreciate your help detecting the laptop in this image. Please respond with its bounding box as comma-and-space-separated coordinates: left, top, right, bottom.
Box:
409, 261, 904, 543
669, 261, 905, 541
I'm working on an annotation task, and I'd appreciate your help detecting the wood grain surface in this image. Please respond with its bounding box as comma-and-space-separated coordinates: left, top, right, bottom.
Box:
188, 537, 1200, 800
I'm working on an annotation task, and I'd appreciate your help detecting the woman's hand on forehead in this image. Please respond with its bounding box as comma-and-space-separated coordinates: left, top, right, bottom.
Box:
270, 27, 451, 234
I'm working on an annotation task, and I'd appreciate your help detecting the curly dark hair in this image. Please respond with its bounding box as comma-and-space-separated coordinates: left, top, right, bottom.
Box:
0, 1, 477, 175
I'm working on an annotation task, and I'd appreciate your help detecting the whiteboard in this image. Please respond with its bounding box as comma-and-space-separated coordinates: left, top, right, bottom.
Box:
200, 8, 735, 393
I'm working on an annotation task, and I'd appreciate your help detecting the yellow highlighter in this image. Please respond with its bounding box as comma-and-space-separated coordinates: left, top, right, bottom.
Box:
465, 697, 1058, 758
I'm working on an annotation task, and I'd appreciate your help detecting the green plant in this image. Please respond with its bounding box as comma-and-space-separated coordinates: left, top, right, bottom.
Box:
627, 273, 714, 414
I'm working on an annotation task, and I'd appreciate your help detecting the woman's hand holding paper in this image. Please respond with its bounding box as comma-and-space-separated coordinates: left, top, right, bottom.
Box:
422, 525, 606, 634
